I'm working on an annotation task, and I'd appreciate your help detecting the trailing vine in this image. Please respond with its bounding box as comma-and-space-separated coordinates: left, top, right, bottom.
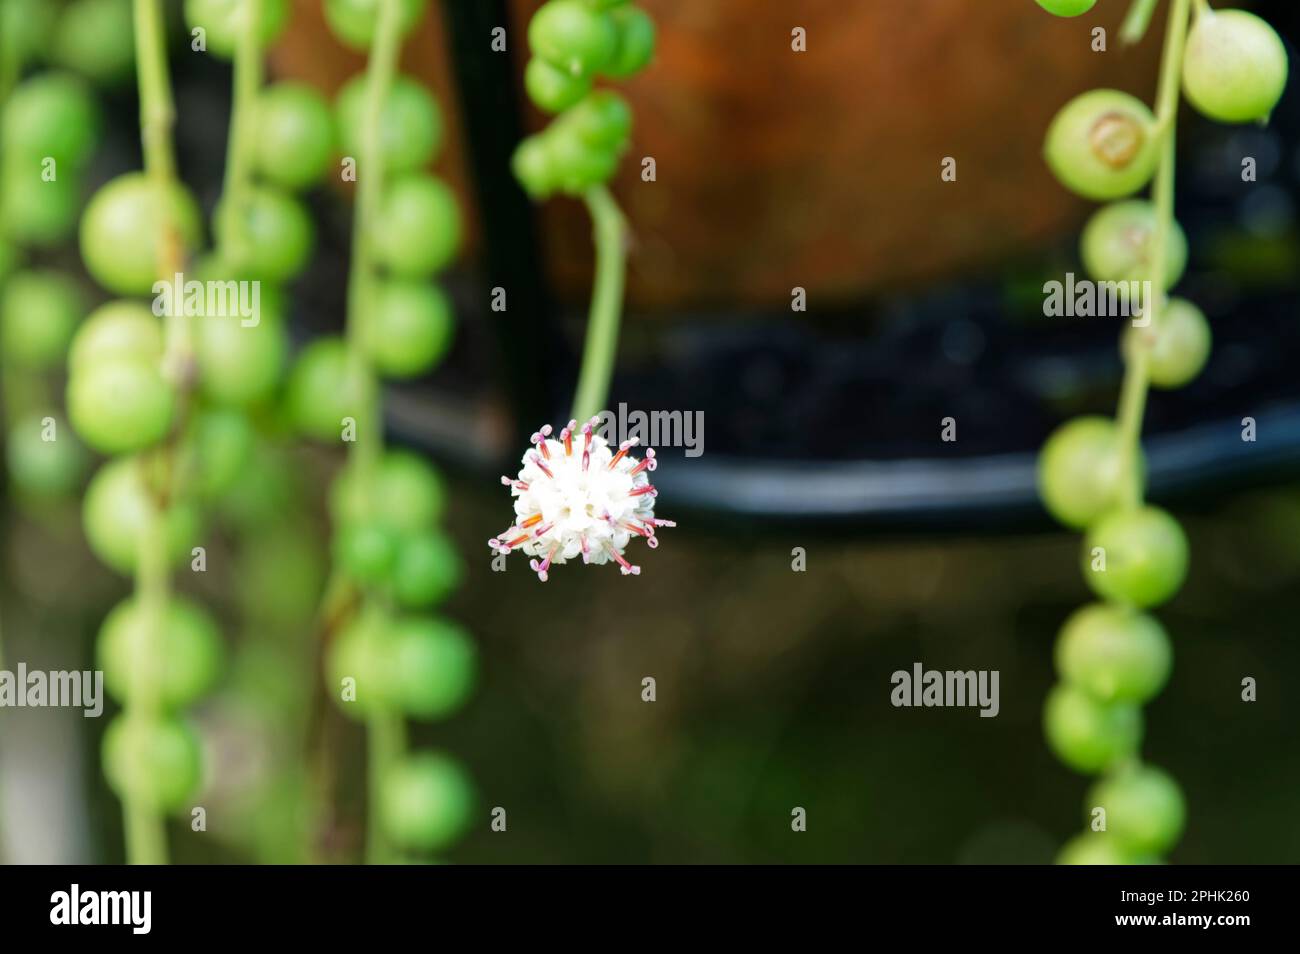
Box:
1034, 0, 1287, 863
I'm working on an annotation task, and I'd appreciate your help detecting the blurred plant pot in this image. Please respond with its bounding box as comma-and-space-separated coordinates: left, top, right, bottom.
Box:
274, 0, 1158, 312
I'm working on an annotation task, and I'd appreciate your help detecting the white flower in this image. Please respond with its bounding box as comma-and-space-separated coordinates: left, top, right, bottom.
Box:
488, 417, 675, 581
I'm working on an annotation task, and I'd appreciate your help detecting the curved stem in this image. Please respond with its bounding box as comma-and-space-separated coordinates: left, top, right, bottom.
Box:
570, 185, 629, 423
1114, 0, 1191, 508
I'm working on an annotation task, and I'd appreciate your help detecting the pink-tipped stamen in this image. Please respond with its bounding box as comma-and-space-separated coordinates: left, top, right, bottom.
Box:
529, 544, 559, 582
531, 425, 553, 459
608, 438, 639, 470
628, 484, 657, 498
603, 541, 641, 576
623, 520, 661, 548
581, 420, 595, 472
630, 448, 657, 475
529, 452, 554, 479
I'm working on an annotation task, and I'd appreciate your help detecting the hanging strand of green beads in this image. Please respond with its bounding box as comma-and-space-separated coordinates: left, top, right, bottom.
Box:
1034, 0, 1287, 863
0, 10, 105, 666
512, 0, 656, 422
305, 0, 476, 866
70, 0, 205, 866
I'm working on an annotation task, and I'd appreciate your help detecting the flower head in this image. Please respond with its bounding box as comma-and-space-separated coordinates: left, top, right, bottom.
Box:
489, 417, 675, 581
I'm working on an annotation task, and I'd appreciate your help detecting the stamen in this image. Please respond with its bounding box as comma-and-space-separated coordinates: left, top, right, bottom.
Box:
519, 513, 544, 529
630, 448, 657, 475
623, 519, 661, 547
628, 484, 656, 498
530, 425, 553, 460
608, 437, 640, 470
562, 419, 577, 456
603, 541, 641, 575
529, 452, 554, 479
529, 544, 559, 582
581, 419, 595, 471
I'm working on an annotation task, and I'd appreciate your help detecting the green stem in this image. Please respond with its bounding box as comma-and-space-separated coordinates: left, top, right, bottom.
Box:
217, 0, 263, 266
120, 455, 170, 866
1114, 0, 1191, 508
1120, 0, 1162, 45
344, 0, 408, 865
344, 0, 402, 473
123, 797, 168, 866
134, 0, 189, 382
570, 185, 629, 423
121, 0, 189, 867
365, 709, 406, 865
124, 475, 170, 865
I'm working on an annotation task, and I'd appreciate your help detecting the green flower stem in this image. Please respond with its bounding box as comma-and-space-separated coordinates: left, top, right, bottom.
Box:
1114, 0, 1191, 509
342, 0, 406, 864
122, 0, 189, 866
570, 185, 629, 423
217, 0, 264, 265
1120, 0, 1161, 45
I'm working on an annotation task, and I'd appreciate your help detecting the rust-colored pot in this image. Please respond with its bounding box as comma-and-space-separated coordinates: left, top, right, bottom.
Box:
275, 0, 1159, 311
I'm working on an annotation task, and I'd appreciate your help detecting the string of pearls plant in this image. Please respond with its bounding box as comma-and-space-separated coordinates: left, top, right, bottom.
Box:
487, 2, 673, 585
512, 0, 656, 423
0, 48, 100, 532
304, 0, 476, 865
0, 3, 112, 689
1035, 0, 1287, 863
66, 0, 211, 866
